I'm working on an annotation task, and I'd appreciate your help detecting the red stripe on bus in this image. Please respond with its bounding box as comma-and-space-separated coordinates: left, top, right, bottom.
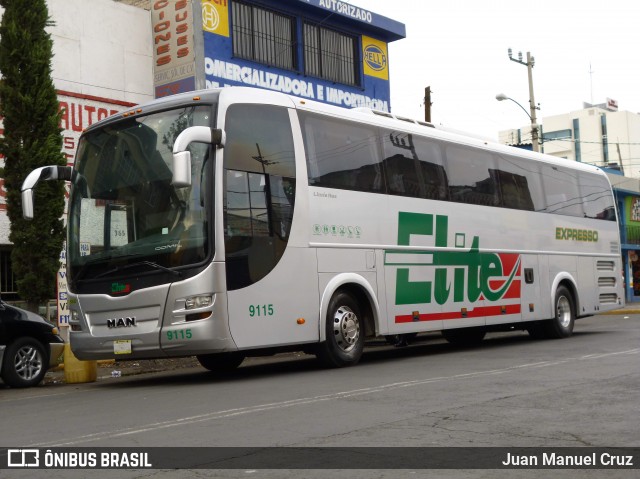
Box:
395, 304, 522, 323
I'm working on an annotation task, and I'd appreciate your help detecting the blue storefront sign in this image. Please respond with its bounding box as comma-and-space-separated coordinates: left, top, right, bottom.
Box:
152, 0, 405, 113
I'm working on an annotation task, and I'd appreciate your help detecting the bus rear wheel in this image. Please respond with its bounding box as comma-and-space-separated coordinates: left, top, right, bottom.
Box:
197, 352, 245, 374
542, 285, 575, 339
316, 291, 364, 368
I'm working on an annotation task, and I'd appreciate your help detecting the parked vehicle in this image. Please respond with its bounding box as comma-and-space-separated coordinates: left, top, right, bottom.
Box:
0, 296, 64, 388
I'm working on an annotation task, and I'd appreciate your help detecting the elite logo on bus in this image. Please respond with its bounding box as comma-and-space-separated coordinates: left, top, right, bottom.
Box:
385, 212, 521, 315
363, 44, 387, 71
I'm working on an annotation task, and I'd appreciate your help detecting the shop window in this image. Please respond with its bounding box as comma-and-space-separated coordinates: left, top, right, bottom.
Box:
304, 23, 359, 86
232, 2, 297, 71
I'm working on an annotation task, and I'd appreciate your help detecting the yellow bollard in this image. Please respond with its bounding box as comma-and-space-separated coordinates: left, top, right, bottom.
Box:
63, 343, 97, 384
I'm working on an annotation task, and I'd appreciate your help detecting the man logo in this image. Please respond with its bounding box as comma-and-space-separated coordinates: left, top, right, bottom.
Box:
107, 317, 137, 328
364, 44, 387, 71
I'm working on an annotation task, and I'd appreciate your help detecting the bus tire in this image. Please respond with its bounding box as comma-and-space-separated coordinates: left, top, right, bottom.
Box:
543, 285, 575, 339
442, 327, 486, 346
526, 324, 546, 340
316, 291, 364, 368
197, 352, 245, 373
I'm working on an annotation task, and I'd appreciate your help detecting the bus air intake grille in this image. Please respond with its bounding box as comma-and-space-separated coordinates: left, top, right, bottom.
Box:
599, 293, 618, 304
596, 260, 615, 271
598, 277, 616, 287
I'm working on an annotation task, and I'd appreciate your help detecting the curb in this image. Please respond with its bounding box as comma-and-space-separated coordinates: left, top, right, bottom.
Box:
598, 309, 640, 315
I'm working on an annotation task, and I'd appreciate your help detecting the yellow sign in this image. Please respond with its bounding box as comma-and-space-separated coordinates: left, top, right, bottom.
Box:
362, 35, 389, 80
202, 0, 229, 37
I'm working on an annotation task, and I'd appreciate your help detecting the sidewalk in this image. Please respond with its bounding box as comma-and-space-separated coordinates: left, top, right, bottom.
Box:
597, 303, 640, 315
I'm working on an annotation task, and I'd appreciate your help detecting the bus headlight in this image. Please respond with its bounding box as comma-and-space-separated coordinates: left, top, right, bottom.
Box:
185, 294, 213, 310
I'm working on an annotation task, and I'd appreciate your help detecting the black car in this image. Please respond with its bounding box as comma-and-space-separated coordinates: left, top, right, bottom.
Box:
0, 296, 65, 388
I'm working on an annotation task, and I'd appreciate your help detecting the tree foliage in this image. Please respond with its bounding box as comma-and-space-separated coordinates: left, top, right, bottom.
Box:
0, 0, 65, 310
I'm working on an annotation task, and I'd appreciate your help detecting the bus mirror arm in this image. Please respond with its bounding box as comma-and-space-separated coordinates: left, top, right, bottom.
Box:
172, 127, 225, 188
21, 165, 74, 220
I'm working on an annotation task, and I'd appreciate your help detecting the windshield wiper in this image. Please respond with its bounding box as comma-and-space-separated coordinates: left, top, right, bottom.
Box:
94, 261, 183, 279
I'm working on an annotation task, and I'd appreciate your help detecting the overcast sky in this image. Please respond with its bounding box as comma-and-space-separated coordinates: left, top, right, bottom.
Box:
349, 0, 640, 140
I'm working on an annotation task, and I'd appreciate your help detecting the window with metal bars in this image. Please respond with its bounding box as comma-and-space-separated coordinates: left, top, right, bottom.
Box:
231, 2, 297, 71
304, 23, 360, 87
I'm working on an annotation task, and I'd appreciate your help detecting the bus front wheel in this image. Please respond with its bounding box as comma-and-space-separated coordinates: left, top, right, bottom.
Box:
316, 291, 364, 368
197, 352, 245, 373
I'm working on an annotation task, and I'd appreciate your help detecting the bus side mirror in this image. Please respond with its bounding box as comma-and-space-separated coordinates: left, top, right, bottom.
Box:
172, 127, 224, 188
21, 166, 73, 219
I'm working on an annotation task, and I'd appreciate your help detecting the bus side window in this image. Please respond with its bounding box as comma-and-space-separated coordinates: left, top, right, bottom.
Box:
382, 131, 448, 201
579, 172, 616, 221
492, 154, 543, 211
540, 165, 584, 217
223, 104, 296, 290
445, 144, 500, 207
300, 112, 384, 193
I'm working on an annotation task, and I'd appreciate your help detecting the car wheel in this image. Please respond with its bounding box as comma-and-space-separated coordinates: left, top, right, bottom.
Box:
1, 337, 48, 388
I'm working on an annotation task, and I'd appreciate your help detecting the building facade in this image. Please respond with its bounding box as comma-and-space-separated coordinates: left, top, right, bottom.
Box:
500, 104, 640, 303
151, 0, 405, 111
499, 101, 640, 177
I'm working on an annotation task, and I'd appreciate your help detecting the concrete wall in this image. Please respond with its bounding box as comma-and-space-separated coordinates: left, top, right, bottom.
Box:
0, 0, 154, 245
48, 0, 153, 105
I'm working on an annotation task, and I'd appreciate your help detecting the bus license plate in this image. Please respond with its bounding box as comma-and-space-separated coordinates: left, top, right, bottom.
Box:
114, 340, 132, 355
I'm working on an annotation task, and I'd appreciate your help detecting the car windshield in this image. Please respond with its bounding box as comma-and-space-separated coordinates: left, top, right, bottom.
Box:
68, 105, 213, 283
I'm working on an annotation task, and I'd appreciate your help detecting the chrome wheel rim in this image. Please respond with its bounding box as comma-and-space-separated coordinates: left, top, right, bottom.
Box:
556, 296, 572, 329
332, 305, 360, 352
14, 345, 43, 381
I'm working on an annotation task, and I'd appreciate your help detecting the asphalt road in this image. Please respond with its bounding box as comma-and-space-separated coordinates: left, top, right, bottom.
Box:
1, 313, 638, 479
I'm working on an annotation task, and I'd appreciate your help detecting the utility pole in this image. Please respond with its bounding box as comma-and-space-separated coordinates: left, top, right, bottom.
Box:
424, 86, 432, 123
508, 49, 540, 152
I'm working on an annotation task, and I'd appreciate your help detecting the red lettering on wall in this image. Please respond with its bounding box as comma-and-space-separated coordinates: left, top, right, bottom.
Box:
152, 0, 192, 68
155, 32, 171, 44
63, 137, 75, 151
154, 20, 170, 32
71, 104, 83, 132
97, 108, 109, 121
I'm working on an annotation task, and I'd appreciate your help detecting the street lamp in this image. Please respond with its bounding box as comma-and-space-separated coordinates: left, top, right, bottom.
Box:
496, 93, 541, 150
496, 93, 532, 121
501, 48, 540, 152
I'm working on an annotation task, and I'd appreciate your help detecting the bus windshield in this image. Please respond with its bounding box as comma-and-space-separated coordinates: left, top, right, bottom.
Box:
68, 105, 213, 284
